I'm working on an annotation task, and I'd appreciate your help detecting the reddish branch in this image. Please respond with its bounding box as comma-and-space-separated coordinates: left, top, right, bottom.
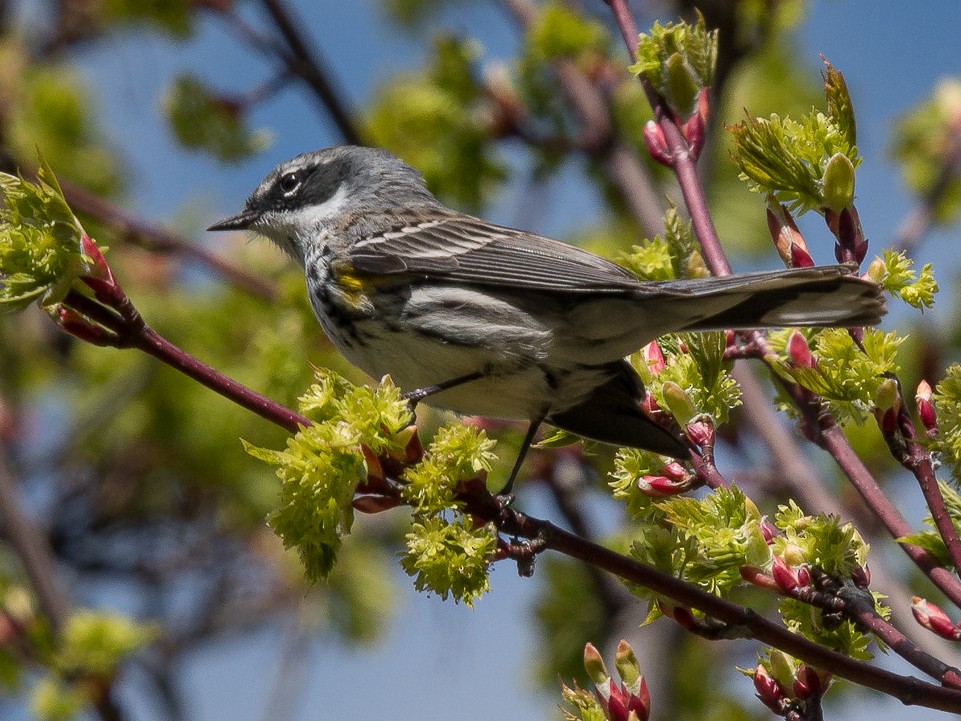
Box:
63, 286, 307, 434
47, 254, 961, 710
602, 0, 732, 276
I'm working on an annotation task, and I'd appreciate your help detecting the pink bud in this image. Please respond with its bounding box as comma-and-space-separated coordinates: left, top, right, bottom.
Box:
360, 445, 385, 484
643, 121, 673, 167
661, 462, 689, 482
851, 564, 870, 588
740, 565, 780, 592
917, 380, 938, 435
875, 406, 899, 436
753, 665, 784, 713
80, 234, 114, 282
793, 664, 828, 700
656, 600, 696, 631
912, 597, 961, 640
583, 643, 609, 685
56, 306, 108, 345
683, 105, 706, 160
790, 242, 815, 268
389, 425, 423, 464
637, 474, 689, 498
787, 331, 815, 369
683, 88, 709, 160
766, 201, 813, 268
771, 555, 805, 593
760, 518, 777, 544
641, 341, 666, 375
797, 566, 811, 587
685, 418, 714, 447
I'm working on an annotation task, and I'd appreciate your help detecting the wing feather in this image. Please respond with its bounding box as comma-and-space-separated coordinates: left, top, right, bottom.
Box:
347, 214, 643, 293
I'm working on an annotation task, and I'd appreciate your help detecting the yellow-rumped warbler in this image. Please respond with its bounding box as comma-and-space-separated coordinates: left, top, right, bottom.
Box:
209, 145, 885, 490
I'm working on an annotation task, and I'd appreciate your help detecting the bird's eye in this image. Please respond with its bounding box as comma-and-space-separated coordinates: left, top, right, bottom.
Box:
279, 171, 301, 195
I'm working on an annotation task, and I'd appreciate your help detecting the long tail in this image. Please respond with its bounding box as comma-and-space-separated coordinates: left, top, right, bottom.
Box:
639, 264, 886, 331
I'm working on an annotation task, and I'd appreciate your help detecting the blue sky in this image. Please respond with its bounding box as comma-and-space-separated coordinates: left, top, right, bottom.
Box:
39, 1, 961, 719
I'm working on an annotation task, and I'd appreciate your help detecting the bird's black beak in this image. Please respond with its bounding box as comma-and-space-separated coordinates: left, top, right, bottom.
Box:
207, 209, 260, 232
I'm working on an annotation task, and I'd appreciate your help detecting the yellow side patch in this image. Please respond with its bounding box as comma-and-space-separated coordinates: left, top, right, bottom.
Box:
329, 260, 369, 310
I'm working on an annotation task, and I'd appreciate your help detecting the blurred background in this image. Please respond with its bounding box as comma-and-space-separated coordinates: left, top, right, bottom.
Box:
2, 1, 961, 719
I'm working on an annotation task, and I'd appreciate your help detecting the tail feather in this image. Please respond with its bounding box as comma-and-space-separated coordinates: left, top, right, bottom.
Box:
547, 361, 687, 458
645, 264, 886, 331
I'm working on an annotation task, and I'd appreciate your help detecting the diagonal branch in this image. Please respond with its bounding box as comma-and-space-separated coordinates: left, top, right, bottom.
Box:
258, 0, 363, 145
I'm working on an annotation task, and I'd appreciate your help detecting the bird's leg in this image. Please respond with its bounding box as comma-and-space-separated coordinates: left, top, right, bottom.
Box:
497, 415, 545, 498
400, 371, 485, 408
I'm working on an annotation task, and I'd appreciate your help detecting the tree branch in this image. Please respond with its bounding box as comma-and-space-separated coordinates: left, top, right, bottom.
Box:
257, 0, 363, 145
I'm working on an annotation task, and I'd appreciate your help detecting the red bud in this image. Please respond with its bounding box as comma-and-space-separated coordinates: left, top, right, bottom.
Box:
912, 596, 961, 640
767, 201, 813, 268
637, 474, 689, 498
661, 461, 689, 482
771, 555, 801, 593
641, 341, 666, 375
753, 665, 784, 713
643, 121, 673, 166
760, 518, 777, 544
685, 418, 714, 447
917, 380, 938, 435
683, 88, 709, 160
56, 307, 109, 345
740, 565, 780, 592
787, 331, 815, 369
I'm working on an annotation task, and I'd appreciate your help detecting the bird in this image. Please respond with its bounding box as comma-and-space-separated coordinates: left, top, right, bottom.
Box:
208, 145, 886, 493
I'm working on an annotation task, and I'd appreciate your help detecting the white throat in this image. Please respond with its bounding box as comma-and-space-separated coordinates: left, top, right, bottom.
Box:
257, 183, 350, 264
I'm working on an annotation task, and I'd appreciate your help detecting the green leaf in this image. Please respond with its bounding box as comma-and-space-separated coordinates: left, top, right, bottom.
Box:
0, 158, 90, 311
527, 1, 608, 63
400, 516, 496, 606
773, 500, 869, 575
890, 78, 961, 223
822, 60, 856, 148
872, 249, 938, 310
366, 36, 506, 210
630, 13, 717, 115
773, 327, 904, 425
163, 74, 272, 163
402, 422, 496, 514
728, 109, 860, 215
932, 367, 961, 481
245, 370, 415, 581
643, 333, 742, 425
618, 236, 675, 281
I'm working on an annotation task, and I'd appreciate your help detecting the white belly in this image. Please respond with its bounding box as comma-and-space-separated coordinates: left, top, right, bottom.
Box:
307, 273, 622, 421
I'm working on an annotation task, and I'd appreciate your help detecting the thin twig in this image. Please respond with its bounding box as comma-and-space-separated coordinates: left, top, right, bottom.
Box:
601, 0, 961, 608
481, 500, 961, 712
258, 0, 363, 145
500, 0, 665, 236
602, 0, 732, 276
64, 291, 308, 433
0, 447, 70, 631
736, 365, 961, 662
